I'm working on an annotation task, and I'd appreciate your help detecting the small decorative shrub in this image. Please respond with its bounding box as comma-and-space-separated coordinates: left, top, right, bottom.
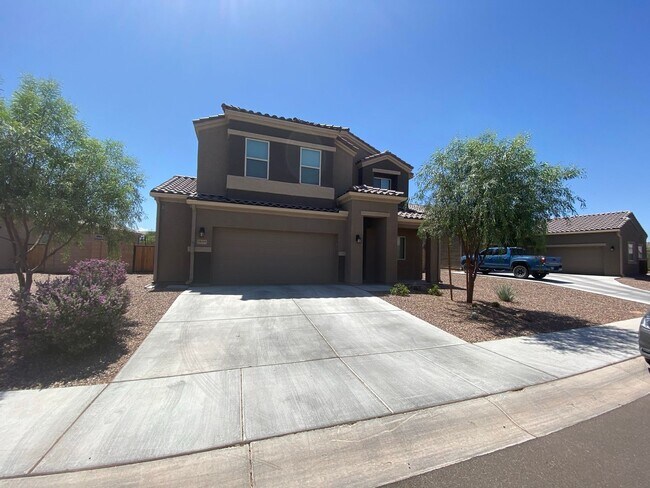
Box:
496, 284, 515, 302
490, 301, 501, 308
390, 283, 410, 296
16, 259, 130, 355
428, 285, 442, 296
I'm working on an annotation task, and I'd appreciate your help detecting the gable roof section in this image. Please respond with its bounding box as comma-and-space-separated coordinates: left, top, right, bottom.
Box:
194, 103, 386, 155
547, 211, 633, 234
151, 175, 197, 195
356, 151, 414, 176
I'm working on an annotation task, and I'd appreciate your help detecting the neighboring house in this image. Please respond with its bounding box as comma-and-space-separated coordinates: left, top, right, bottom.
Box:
546, 211, 648, 276
151, 104, 438, 285
0, 225, 139, 273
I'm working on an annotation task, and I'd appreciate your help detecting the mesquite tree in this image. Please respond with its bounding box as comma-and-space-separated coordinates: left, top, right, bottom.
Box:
416, 132, 584, 303
0, 76, 144, 295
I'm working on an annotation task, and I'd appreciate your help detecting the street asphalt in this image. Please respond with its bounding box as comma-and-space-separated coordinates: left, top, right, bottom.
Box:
386, 393, 650, 488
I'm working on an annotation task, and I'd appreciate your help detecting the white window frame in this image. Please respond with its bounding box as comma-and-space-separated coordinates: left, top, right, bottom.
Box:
300, 147, 321, 186
245, 137, 269, 179
373, 176, 392, 190
627, 241, 635, 263
398, 236, 406, 260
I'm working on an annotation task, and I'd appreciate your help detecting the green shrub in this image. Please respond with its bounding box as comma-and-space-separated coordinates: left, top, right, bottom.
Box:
495, 284, 515, 302
428, 285, 442, 296
14, 260, 130, 355
390, 283, 410, 296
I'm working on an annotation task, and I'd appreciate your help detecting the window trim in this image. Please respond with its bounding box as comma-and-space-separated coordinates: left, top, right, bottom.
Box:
398, 236, 406, 261
300, 147, 322, 186
244, 137, 270, 180
627, 241, 636, 263
373, 176, 392, 190
638, 244, 644, 260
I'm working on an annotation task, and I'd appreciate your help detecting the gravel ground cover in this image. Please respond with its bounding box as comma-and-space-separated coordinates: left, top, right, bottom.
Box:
0, 273, 181, 390
616, 274, 650, 292
380, 273, 646, 343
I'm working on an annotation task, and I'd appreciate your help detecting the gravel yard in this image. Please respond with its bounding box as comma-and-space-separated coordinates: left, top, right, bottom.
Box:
0, 273, 181, 390
617, 274, 650, 292
380, 272, 646, 343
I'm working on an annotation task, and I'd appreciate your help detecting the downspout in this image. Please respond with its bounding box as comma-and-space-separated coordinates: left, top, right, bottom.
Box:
617, 231, 623, 277
153, 198, 161, 283
187, 204, 196, 285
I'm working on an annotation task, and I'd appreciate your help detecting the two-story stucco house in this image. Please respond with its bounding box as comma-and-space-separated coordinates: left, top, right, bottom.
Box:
151, 104, 438, 286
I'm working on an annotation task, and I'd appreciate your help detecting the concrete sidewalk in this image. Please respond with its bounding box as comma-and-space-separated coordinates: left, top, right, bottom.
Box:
0, 284, 644, 480
2, 358, 648, 487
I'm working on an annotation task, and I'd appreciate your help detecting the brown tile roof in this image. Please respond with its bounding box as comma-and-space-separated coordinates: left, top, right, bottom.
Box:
547, 211, 632, 234
398, 203, 426, 220
151, 175, 197, 195
188, 193, 340, 213
221, 104, 348, 131
350, 185, 405, 197
357, 151, 414, 170
194, 103, 381, 154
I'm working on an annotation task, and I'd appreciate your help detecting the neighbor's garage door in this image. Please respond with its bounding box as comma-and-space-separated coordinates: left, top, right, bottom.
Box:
211, 228, 338, 285
549, 246, 605, 275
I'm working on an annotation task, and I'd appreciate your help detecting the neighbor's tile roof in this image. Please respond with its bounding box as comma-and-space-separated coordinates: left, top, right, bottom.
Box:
188, 193, 340, 213
547, 211, 632, 234
357, 151, 414, 170
350, 185, 405, 197
151, 175, 197, 195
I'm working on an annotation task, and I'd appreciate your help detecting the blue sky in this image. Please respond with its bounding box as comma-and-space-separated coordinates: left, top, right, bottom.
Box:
2, 0, 649, 234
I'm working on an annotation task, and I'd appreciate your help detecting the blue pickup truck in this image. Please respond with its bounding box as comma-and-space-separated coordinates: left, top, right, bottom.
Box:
461, 247, 562, 280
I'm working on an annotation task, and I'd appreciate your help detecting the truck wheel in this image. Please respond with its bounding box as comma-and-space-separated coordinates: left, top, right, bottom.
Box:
481, 269, 490, 275
513, 265, 529, 279
532, 272, 547, 280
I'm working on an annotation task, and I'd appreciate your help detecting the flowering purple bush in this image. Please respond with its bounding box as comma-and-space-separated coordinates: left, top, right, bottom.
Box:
69, 259, 127, 289
16, 259, 130, 355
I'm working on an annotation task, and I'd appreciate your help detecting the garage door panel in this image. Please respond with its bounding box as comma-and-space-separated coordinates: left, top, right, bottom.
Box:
550, 246, 604, 275
212, 228, 337, 285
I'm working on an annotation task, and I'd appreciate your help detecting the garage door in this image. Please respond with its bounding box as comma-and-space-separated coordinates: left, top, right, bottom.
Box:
211, 228, 338, 285
548, 246, 605, 275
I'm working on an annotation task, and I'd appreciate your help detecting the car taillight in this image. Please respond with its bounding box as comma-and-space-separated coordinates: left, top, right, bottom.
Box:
541, 256, 546, 264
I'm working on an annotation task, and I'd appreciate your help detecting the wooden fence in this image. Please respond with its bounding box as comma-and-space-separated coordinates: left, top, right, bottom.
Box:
132, 245, 155, 273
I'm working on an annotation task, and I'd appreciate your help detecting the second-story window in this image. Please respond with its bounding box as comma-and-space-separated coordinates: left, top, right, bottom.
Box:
245, 138, 269, 179
373, 176, 392, 190
300, 148, 321, 185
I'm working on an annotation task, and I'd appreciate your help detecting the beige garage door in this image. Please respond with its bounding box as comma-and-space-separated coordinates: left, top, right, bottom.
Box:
549, 246, 605, 275
211, 228, 338, 285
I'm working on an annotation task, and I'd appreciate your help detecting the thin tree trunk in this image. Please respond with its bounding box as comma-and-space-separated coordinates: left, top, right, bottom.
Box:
447, 237, 453, 301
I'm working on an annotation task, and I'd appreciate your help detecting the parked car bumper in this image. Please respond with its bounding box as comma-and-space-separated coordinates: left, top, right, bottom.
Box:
640, 313, 650, 360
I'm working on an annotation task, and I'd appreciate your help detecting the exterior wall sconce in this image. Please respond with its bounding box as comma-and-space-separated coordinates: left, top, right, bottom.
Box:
356, 234, 362, 243
199, 227, 206, 238
610, 245, 615, 252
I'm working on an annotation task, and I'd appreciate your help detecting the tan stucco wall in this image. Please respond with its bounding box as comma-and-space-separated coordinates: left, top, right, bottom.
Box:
196, 124, 229, 196
156, 200, 192, 283
619, 218, 648, 276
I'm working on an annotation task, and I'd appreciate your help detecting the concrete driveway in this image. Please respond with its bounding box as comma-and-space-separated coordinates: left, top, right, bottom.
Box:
1, 285, 641, 477
477, 272, 650, 305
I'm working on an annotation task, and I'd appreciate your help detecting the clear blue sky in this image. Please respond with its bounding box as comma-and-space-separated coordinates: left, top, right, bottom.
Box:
2, 1, 649, 234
